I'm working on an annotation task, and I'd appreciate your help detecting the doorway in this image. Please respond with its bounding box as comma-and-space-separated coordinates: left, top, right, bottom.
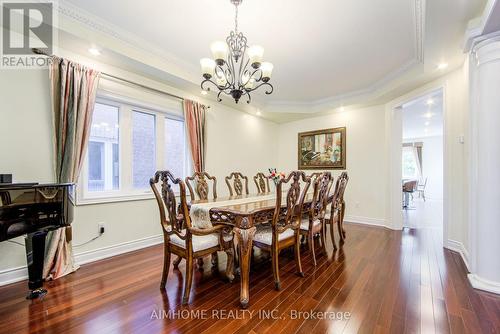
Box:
401, 89, 444, 230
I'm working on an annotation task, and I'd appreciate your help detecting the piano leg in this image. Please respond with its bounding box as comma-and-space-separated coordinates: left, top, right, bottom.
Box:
25, 231, 47, 300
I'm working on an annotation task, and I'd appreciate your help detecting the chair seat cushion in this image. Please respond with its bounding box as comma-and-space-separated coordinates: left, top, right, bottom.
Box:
253, 226, 294, 246
300, 218, 321, 231
169, 229, 220, 252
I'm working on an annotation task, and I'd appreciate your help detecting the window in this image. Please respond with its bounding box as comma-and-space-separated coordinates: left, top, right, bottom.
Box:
402, 146, 418, 179
88, 102, 120, 192
79, 94, 188, 204
132, 111, 156, 189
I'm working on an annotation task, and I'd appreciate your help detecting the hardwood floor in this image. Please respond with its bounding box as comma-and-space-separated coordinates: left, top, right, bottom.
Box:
0, 224, 499, 334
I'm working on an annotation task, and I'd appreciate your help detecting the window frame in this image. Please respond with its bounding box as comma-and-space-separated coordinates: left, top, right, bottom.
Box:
77, 92, 189, 205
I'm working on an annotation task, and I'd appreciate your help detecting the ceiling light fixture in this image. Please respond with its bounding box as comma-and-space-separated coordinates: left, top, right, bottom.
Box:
437, 63, 448, 70
256, 111, 262, 116
199, 0, 274, 104
424, 112, 433, 118
339, 106, 345, 112
88, 47, 101, 56
426, 98, 434, 106
425, 121, 430, 126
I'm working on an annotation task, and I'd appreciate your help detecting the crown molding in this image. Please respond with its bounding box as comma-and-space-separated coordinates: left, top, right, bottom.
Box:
55, 0, 426, 112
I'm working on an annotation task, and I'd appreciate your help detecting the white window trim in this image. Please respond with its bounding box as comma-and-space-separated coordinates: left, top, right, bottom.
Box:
76, 92, 189, 205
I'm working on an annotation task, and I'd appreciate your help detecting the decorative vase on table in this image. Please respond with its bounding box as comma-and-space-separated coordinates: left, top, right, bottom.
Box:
268, 168, 285, 187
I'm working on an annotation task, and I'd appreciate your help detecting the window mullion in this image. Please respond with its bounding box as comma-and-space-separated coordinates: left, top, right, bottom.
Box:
121, 105, 133, 193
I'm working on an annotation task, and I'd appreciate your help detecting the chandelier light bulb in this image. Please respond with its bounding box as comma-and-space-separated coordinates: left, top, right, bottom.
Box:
245, 78, 256, 89
260, 62, 274, 81
210, 41, 229, 64
200, 58, 216, 78
248, 45, 264, 67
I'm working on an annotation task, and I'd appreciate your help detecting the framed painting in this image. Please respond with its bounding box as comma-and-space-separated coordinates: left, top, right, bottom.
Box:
298, 127, 346, 169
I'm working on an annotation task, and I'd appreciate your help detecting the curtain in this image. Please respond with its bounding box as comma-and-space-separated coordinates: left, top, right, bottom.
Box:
43, 56, 101, 280
183, 100, 207, 173
411, 146, 422, 180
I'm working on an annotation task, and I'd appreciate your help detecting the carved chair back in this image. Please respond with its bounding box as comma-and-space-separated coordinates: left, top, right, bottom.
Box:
185, 171, 217, 200
254, 172, 271, 194
308, 172, 322, 186
225, 172, 249, 196
330, 172, 349, 215
272, 171, 311, 235
310, 172, 333, 221
150, 171, 193, 245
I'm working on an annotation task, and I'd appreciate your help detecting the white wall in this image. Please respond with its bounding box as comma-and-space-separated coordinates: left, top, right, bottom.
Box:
403, 136, 444, 200
0, 65, 278, 280
277, 106, 388, 225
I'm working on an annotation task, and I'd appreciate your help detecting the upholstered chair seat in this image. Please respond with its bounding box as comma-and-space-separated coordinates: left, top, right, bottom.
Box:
168, 230, 220, 252
253, 226, 294, 246
300, 218, 321, 231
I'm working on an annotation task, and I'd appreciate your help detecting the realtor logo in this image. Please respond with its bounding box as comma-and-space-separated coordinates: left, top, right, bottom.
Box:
1, 1, 56, 68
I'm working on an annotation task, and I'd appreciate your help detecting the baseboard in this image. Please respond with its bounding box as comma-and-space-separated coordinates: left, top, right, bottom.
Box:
445, 239, 471, 271
74, 234, 163, 265
344, 215, 390, 229
0, 234, 163, 287
468, 274, 500, 295
0, 266, 28, 286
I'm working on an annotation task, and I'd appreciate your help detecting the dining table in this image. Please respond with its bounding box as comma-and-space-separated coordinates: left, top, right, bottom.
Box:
189, 190, 330, 309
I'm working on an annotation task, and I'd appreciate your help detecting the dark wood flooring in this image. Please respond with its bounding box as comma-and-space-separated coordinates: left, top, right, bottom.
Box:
0, 224, 499, 334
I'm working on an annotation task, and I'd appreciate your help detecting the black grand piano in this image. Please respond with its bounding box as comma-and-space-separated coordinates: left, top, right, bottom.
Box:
0, 181, 73, 299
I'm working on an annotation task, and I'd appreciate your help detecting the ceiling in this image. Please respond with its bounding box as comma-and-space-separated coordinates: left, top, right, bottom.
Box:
56, 0, 486, 121
402, 89, 443, 139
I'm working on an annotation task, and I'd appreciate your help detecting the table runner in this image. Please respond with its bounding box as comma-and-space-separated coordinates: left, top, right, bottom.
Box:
190, 193, 277, 229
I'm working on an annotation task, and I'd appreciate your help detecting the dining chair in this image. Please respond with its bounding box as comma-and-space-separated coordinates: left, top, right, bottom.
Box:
254, 172, 271, 194
300, 172, 333, 266
150, 171, 234, 305
184, 171, 218, 267
185, 171, 217, 200
417, 177, 428, 201
325, 172, 349, 246
308, 172, 322, 185
252, 171, 311, 290
225, 172, 249, 196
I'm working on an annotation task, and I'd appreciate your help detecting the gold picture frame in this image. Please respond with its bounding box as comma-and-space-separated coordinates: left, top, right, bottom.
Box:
298, 127, 346, 170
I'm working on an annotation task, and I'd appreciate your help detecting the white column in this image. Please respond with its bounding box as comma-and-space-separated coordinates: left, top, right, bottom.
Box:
468, 37, 500, 294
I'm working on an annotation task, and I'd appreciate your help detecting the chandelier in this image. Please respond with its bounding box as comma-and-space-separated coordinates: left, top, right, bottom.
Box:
200, 0, 274, 104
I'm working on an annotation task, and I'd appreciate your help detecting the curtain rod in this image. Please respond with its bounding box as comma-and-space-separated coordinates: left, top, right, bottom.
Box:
31, 48, 190, 103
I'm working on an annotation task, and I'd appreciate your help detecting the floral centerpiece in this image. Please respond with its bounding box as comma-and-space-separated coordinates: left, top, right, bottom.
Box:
268, 168, 286, 186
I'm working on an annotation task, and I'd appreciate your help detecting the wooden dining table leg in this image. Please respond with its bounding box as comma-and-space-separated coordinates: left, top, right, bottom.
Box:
233, 217, 256, 309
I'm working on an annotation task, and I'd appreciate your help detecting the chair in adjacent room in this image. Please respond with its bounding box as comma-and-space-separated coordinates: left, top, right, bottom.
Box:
300, 172, 333, 266
254, 172, 271, 194
252, 171, 311, 290
150, 171, 234, 305
417, 177, 428, 201
225, 172, 249, 196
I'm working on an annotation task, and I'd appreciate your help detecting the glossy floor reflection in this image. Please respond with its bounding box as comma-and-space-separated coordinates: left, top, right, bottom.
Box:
0, 223, 498, 333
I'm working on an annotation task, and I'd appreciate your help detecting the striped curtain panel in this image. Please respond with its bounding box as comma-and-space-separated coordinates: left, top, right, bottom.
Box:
183, 100, 207, 172
44, 56, 101, 280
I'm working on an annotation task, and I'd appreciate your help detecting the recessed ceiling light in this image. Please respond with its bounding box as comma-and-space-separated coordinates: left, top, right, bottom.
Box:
201, 90, 208, 95
256, 111, 262, 116
424, 128, 429, 133
339, 106, 345, 112
426, 99, 434, 106
425, 121, 430, 126
438, 63, 448, 70
424, 112, 433, 119
88, 47, 101, 56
